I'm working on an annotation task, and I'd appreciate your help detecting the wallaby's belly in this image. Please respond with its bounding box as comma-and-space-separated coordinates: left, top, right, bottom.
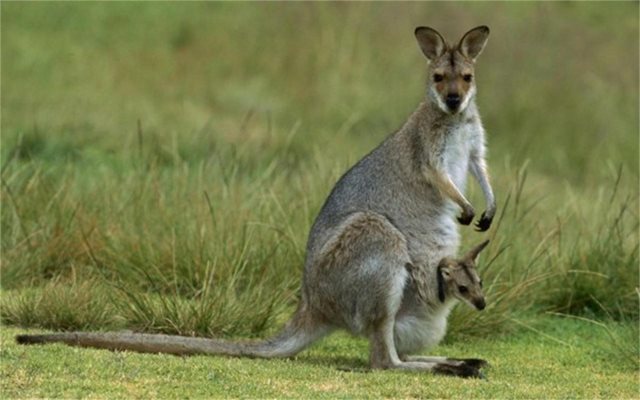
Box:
394, 304, 454, 354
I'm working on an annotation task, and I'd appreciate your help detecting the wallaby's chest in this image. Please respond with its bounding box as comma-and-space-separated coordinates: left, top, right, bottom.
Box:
440, 122, 477, 191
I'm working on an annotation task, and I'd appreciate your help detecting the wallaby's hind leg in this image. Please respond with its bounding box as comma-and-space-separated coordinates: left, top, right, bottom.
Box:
369, 320, 485, 378
306, 212, 413, 336
369, 317, 403, 368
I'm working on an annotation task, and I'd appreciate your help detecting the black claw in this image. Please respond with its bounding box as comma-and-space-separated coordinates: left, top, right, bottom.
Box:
457, 213, 474, 225
474, 213, 493, 232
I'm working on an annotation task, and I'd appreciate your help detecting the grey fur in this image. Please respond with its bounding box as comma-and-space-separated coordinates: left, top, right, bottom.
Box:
16, 26, 495, 378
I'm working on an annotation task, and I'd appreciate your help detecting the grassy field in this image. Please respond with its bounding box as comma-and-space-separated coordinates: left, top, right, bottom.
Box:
1, 2, 638, 398
2, 317, 638, 398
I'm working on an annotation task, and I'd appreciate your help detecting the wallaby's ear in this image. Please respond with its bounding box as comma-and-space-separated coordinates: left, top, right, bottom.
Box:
437, 259, 452, 303
465, 239, 490, 263
458, 25, 490, 62
415, 26, 446, 61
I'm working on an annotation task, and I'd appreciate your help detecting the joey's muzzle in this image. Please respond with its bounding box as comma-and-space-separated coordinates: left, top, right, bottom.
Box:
474, 298, 486, 311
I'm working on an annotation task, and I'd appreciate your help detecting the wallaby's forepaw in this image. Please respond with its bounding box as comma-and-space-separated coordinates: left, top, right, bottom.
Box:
474, 212, 493, 232
457, 208, 475, 225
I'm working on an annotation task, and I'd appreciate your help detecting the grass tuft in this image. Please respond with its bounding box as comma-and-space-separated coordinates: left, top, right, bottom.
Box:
1, 279, 117, 331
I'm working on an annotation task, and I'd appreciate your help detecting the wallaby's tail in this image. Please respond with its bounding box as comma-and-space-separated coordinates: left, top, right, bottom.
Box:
16, 306, 330, 358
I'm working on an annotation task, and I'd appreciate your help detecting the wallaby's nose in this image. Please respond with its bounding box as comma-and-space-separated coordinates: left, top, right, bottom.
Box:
445, 94, 461, 111
474, 298, 486, 311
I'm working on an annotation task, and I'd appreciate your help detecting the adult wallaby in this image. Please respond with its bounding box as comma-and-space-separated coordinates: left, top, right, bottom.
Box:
17, 26, 496, 378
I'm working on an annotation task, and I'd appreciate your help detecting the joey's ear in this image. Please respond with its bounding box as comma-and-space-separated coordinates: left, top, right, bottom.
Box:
465, 239, 490, 263
458, 25, 490, 61
437, 260, 452, 303
415, 26, 446, 61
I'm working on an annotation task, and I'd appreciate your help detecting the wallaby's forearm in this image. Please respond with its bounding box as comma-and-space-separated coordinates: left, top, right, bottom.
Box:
422, 166, 474, 222
469, 153, 496, 231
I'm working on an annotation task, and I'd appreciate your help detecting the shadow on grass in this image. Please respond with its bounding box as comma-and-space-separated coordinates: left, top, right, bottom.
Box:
294, 354, 369, 371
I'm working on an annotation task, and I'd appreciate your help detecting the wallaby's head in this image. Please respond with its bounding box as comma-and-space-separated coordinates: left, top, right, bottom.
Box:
437, 240, 490, 310
414, 26, 490, 115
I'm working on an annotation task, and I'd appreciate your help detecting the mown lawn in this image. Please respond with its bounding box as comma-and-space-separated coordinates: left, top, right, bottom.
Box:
2, 317, 637, 398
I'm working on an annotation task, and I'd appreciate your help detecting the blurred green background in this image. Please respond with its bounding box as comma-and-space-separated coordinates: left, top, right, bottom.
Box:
1, 2, 638, 342
3, 2, 638, 180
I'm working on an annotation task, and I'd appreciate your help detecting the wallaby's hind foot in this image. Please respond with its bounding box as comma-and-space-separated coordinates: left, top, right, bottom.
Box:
432, 361, 486, 379
417, 356, 489, 378
447, 357, 489, 369
380, 354, 488, 378
396, 356, 487, 378
402, 355, 488, 369
372, 356, 487, 379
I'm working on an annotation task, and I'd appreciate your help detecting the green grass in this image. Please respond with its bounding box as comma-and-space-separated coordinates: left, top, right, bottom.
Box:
2, 317, 637, 398
1, 2, 639, 397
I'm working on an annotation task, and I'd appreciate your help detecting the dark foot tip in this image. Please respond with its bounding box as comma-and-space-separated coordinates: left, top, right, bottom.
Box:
450, 358, 489, 369
457, 215, 474, 225
16, 335, 36, 344
433, 362, 483, 379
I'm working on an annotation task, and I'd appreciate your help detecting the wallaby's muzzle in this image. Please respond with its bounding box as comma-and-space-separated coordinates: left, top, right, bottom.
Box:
474, 298, 486, 311
445, 94, 461, 112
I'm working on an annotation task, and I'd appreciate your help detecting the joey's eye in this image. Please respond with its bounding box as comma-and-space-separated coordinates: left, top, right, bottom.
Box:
433, 74, 444, 82
463, 74, 473, 82
458, 285, 468, 294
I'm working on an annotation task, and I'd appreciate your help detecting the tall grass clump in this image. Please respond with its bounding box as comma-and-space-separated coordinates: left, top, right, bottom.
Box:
542, 168, 639, 320
1, 124, 321, 336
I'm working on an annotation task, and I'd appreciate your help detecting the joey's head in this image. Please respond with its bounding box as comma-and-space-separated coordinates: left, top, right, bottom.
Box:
437, 240, 490, 310
414, 26, 490, 115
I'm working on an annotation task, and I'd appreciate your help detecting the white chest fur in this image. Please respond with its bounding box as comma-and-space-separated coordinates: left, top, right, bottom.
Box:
442, 120, 480, 194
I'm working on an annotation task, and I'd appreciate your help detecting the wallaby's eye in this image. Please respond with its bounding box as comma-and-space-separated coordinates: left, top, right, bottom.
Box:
463, 74, 473, 82
458, 285, 468, 294
433, 74, 444, 82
